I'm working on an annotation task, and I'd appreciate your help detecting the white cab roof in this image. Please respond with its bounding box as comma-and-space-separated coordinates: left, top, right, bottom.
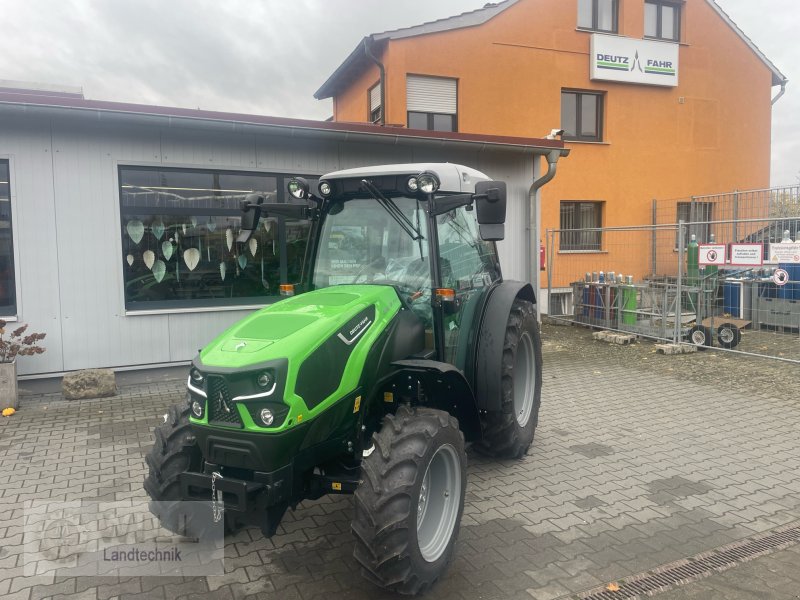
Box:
321, 163, 491, 194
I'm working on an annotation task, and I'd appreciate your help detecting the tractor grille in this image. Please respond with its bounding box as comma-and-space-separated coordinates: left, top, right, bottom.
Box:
206, 375, 243, 428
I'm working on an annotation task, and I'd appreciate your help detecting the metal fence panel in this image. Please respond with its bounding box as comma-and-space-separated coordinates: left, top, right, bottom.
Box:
546, 208, 799, 364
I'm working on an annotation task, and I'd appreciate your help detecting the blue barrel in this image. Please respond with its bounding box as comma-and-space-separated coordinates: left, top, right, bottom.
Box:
723, 281, 740, 318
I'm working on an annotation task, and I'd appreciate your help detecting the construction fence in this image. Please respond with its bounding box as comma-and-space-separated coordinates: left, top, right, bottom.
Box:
544, 185, 800, 364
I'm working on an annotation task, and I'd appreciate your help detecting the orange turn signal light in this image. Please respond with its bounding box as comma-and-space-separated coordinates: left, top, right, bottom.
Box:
279, 284, 295, 297
435, 288, 456, 302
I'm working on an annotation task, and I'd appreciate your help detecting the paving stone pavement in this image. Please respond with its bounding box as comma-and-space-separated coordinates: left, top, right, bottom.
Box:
1, 333, 799, 600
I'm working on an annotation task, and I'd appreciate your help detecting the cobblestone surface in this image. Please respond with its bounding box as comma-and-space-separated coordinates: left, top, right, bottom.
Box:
1, 324, 799, 599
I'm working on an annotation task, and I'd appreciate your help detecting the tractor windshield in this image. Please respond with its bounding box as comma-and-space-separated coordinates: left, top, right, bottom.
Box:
312, 197, 431, 298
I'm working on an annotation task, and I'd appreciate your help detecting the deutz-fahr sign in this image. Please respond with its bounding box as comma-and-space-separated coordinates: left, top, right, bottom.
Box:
591, 34, 679, 87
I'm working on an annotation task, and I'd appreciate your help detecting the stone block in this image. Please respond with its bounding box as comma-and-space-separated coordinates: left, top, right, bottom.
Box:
655, 343, 697, 355
62, 369, 117, 400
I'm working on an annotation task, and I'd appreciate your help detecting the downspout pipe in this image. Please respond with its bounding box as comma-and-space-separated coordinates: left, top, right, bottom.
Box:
772, 79, 788, 105
529, 148, 569, 316
364, 37, 386, 126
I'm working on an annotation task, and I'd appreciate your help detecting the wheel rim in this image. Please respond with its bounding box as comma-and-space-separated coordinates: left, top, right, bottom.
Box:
691, 330, 706, 345
513, 331, 535, 427
417, 443, 462, 563
719, 327, 734, 344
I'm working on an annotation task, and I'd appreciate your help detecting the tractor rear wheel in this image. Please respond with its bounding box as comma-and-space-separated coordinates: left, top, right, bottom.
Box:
478, 298, 542, 458
352, 405, 467, 595
144, 402, 240, 536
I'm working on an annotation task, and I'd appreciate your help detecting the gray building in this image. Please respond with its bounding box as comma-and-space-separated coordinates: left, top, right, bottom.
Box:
0, 84, 566, 376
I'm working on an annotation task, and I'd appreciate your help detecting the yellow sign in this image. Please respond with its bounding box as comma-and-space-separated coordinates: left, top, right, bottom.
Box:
353, 396, 362, 413
332, 482, 342, 491
384, 392, 394, 403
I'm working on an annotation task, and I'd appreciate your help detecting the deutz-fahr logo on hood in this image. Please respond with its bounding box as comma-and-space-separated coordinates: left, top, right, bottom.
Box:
337, 307, 375, 346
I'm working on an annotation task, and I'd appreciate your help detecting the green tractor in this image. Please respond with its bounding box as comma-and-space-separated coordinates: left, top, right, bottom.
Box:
144, 163, 543, 594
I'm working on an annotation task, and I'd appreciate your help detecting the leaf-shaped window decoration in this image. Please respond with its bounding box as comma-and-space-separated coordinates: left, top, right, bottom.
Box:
126, 254, 134, 267
162, 240, 174, 261
249, 238, 258, 257
143, 250, 156, 270
151, 221, 165, 240
219, 262, 227, 281
183, 248, 201, 271
152, 260, 167, 283
207, 220, 217, 232
225, 228, 234, 252
237, 254, 247, 270
126, 220, 145, 244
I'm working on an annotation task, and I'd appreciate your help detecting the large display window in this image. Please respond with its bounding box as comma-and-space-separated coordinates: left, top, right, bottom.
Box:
0, 160, 16, 316
119, 166, 311, 311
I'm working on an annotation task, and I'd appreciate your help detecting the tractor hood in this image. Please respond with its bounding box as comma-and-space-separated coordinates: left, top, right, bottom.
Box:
198, 285, 401, 369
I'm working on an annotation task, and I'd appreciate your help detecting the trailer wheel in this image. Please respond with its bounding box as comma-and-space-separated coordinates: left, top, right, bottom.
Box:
717, 323, 741, 349
144, 402, 241, 537
688, 325, 712, 350
478, 298, 542, 458
352, 405, 466, 595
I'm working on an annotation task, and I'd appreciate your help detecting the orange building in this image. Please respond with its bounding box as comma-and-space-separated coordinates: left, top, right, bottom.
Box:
315, 0, 786, 298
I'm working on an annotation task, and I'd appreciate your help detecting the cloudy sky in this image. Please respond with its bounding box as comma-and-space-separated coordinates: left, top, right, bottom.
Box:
2, 0, 797, 184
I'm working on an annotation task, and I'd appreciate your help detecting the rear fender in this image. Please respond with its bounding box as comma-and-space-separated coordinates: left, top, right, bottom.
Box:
474, 281, 536, 412
390, 359, 481, 442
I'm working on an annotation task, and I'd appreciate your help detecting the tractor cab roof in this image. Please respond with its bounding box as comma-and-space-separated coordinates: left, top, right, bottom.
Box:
321, 163, 491, 194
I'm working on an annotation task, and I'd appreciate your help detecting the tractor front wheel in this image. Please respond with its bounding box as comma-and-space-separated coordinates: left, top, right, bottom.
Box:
352, 405, 466, 595
478, 298, 542, 458
144, 403, 240, 537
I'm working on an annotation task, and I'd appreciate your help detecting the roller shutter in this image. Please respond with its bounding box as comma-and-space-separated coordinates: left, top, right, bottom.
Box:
407, 75, 457, 114
369, 83, 381, 112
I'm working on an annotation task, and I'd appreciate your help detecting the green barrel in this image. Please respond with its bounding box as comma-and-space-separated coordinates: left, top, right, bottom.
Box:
621, 284, 638, 325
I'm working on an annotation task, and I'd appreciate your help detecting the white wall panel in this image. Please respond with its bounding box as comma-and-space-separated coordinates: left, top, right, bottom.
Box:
0, 114, 64, 374
161, 128, 257, 169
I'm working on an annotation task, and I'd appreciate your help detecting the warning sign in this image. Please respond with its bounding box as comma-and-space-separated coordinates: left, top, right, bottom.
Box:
730, 243, 763, 267
773, 268, 789, 286
698, 244, 726, 266
769, 242, 800, 264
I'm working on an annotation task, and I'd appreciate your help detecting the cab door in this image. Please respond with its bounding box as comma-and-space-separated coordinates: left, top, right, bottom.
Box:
435, 205, 501, 369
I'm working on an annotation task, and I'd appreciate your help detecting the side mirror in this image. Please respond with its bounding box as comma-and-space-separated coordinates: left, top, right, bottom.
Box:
474, 181, 507, 241
237, 194, 263, 243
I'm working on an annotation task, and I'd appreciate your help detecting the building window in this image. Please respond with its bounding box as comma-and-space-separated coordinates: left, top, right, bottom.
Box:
577, 0, 618, 33
561, 90, 603, 142
119, 166, 311, 311
407, 75, 457, 132
560, 202, 603, 251
0, 160, 16, 315
407, 112, 457, 132
677, 202, 713, 247
368, 82, 382, 123
645, 1, 681, 42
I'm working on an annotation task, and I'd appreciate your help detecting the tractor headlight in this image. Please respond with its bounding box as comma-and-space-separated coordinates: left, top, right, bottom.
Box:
190, 368, 204, 384
406, 176, 419, 192
417, 172, 440, 194
287, 177, 310, 200
191, 400, 204, 418
259, 408, 274, 426
318, 180, 332, 197
256, 370, 274, 389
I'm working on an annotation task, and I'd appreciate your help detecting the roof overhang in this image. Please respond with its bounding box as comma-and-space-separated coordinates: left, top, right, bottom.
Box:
0, 91, 567, 157
705, 0, 786, 86
314, 0, 519, 99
